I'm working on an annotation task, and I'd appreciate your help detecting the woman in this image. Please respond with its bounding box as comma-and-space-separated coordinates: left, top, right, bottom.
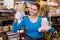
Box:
12, 2, 55, 40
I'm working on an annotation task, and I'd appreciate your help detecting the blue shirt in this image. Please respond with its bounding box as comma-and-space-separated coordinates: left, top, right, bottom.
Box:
12, 16, 55, 38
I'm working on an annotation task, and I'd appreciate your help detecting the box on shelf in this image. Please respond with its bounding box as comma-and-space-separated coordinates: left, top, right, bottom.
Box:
6, 31, 18, 36
48, 7, 56, 16
0, 25, 10, 33
1, 5, 8, 10
3, 26, 9, 32
14, 4, 24, 12
2, 13, 12, 16
0, 17, 8, 21
51, 0, 58, 3
9, 25, 12, 31
0, 6, 2, 9
6, 31, 19, 40
0, 26, 3, 33
8, 38, 19, 40
56, 9, 60, 16
0, 5, 8, 10
8, 16, 14, 20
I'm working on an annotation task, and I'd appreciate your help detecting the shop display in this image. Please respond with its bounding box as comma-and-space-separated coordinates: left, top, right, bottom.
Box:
9, 25, 12, 31
48, 7, 56, 16
56, 9, 60, 16
0, 26, 3, 33
3, 26, 9, 32
0, 26, 10, 33
4, 0, 14, 9
8, 38, 19, 40
14, 4, 24, 12
0, 9, 14, 25
0, 17, 8, 21
6, 31, 19, 40
1, 5, 8, 9
0, 6, 2, 9
0, 5, 7, 10
2, 13, 13, 16
51, 0, 57, 3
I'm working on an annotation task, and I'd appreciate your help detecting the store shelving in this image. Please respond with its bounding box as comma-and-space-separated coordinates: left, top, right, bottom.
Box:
0, 10, 14, 26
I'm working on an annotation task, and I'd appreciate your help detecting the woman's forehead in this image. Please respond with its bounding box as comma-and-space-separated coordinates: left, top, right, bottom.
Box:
30, 5, 38, 9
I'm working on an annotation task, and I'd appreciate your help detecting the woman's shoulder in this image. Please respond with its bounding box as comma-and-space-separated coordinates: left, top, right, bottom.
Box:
38, 16, 44, 21
38, 16, 43, 18
23, 16, 28, 20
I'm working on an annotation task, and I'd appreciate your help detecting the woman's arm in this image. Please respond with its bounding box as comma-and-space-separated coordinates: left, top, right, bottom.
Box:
12, 19, 25, 32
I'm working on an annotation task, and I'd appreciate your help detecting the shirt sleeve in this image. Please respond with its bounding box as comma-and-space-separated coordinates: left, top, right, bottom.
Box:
48, 22, 55, 33
49, 27, 55, 33
12, 19, 25, 32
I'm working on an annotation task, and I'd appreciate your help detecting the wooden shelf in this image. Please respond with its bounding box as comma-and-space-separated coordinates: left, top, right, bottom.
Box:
52, 24, 60, 26
48, 2, 58, 6
50, 16, 60, 28
0, 9, 14, 26
0, 10, 14, 13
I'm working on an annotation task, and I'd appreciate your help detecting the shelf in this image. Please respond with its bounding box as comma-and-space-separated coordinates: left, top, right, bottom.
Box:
48, 2, 58, 6
0, 17, 14, 21
0, 1, 3, 3
0, 9, 14, 21
0, 10, 14, 13
51, 16, 60, 17
52, 24, 60, 25
49, 16, 60, 27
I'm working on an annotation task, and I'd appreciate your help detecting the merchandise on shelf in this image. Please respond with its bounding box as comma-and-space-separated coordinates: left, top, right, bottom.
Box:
6, 31, 19, 40
3, 26, 9, 32
0, 26, 3, 33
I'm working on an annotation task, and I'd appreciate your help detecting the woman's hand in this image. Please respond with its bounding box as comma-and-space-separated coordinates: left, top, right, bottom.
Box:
14, 18, 18, 23
38, 27, 44, 32
43, 26, 51, 32
38, 26, 51, 32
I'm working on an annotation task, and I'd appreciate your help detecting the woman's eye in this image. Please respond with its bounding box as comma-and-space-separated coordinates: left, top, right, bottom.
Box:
34, 9, 36, 11
31, 8, 37, 11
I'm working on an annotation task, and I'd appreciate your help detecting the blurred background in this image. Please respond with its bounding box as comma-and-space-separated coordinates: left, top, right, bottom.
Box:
0, 0, 60, 40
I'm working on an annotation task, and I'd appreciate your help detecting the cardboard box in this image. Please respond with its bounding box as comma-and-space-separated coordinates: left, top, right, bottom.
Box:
0, 26, 3, 33
2, 5, 8, 10
0, 6, 2, 9
3, 26, 9, 32
6, 31, 19, 40
9, 25, 12, 31
51, 0, 57, 3
2, 13, 13, 16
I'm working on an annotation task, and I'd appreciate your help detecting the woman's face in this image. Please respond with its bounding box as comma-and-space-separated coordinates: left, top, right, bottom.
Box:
29, 5, 39, 16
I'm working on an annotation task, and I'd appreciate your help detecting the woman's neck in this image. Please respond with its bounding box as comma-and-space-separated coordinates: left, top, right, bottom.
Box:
30, 16, 37, 19
28, 15, 39, 23
30, 15, 38, 18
